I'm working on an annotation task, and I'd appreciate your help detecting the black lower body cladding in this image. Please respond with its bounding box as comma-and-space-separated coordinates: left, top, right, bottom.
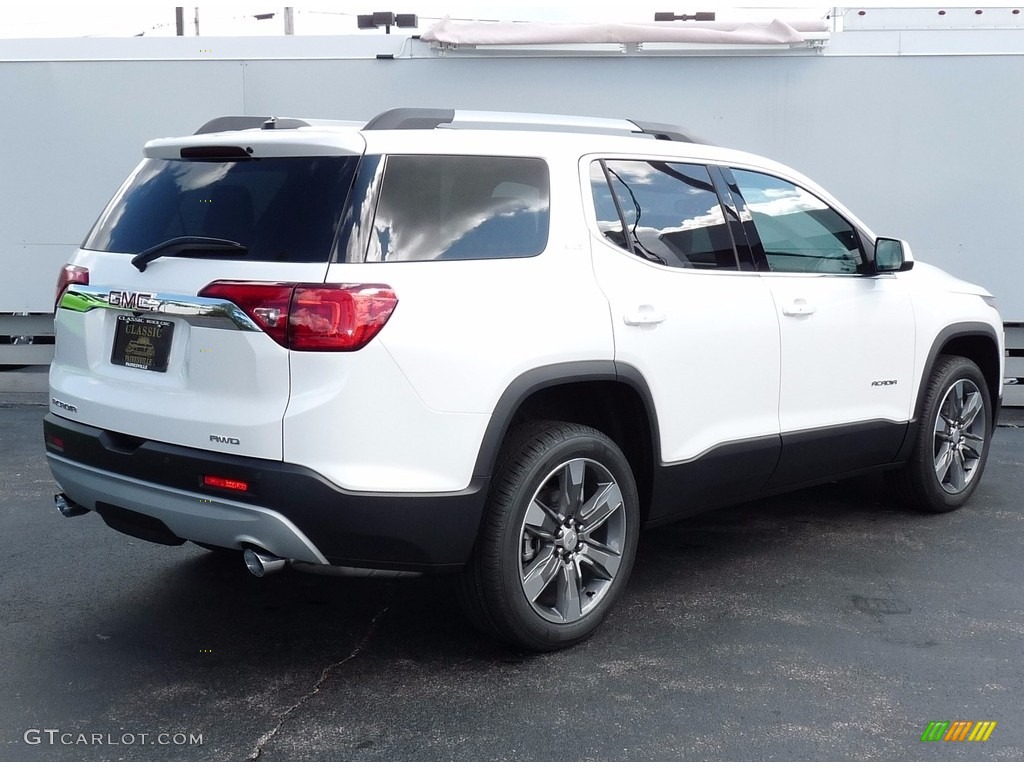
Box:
43, 413, 487, 572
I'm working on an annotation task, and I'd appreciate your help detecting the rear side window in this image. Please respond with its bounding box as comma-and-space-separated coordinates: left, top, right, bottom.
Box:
591, 160, 738, 270
365, 155, 549, 262
83, 156, 359, 263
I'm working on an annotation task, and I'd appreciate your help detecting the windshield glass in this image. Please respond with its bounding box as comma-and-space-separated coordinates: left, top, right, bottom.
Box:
83, 156, 359, 263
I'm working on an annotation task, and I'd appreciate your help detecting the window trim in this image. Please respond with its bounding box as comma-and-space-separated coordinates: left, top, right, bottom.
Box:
333, 154, 385, 264
707, 165, 759, 272
596, 159, 636, 258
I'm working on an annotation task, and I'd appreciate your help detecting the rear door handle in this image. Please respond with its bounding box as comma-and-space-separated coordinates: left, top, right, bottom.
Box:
782, 298, 816, 317
623, 305, 665, 327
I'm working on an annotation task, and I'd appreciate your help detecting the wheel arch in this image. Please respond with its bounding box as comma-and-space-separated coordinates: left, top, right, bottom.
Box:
472, 361, 661, 522
915, 323, 1002, 427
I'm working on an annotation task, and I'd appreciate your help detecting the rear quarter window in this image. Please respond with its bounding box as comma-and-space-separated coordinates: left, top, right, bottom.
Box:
365, 155, 550, 262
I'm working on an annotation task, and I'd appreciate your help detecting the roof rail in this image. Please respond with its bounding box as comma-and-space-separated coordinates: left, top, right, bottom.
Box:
363, 107, 699, 142
363, 108, 455, 131
194, 115, 311, 135
628, 120, 700, 143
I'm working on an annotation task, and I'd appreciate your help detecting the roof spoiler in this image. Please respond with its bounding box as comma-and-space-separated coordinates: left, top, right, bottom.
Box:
194, 116, 311, 135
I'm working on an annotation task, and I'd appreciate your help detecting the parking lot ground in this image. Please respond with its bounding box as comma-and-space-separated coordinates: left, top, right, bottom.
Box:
1, 399, 1022, 761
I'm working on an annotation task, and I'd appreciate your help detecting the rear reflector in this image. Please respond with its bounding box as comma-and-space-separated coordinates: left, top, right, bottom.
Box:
202, 475, 250, 493
199, 281, 398, 351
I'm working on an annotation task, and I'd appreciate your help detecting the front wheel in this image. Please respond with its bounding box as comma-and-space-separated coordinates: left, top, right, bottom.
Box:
459, 421, 640, 651
890, 355, 992, 513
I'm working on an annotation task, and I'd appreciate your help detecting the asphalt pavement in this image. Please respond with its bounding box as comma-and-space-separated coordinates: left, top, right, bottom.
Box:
1, 395, 1022, 760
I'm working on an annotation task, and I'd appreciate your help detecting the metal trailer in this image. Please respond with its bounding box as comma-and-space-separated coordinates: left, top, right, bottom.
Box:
1, 6, 1021, 403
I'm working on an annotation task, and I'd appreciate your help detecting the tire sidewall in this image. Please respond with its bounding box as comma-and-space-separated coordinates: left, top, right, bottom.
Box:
914, 357, 992, 511
492, 428, 640, 649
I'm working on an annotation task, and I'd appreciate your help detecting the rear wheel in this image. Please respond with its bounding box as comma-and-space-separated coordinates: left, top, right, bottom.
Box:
459, 421, 640, 651
890, 355, 992, 512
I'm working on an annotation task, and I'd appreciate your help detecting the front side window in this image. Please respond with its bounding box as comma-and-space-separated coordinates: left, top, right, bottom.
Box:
83, 156, 358, 263
590, 160, 737, 270
366, 155, 549, 262
731, 169, 864, 274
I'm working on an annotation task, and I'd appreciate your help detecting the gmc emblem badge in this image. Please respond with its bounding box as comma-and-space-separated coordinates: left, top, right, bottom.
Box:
108, 290, 159, 311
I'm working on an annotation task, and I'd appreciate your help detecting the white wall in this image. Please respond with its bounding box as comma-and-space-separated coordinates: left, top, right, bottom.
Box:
2, 34, 1022, 318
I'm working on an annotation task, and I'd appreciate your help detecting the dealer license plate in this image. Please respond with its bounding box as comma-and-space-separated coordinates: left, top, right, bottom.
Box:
110, 315, 174, 372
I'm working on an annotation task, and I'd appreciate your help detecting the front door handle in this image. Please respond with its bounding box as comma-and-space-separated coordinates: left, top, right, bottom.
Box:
782, 298, 816, 317
623, 305, 665, 327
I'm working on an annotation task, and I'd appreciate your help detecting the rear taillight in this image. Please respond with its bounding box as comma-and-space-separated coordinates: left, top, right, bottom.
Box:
199, 282, 293, 346
198, 281, 398, 352
55, 263, 89, 306
290, 285, 398, 351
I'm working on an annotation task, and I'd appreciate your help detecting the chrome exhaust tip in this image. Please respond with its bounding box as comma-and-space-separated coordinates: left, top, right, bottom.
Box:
243, 548, 287, 577
55, 493, 89, 518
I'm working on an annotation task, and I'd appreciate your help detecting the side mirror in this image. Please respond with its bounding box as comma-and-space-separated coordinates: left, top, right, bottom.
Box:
874, 237, 914, 273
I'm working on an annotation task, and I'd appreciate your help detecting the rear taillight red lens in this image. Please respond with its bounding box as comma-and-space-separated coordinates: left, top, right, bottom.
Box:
198, 281, 398, 352
290, 285, 398, 351
55, 263, 89, 306
199, 282, 293, 346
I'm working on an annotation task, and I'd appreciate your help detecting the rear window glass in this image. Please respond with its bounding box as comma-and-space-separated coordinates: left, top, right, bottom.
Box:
83, 156, 359, 263
366, 155, 549, 262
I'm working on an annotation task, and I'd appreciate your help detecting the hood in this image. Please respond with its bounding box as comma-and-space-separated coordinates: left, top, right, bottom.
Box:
910, 261, 992, 298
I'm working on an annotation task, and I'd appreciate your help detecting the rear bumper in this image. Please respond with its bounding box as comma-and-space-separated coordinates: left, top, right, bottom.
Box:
43, 413, 487, 573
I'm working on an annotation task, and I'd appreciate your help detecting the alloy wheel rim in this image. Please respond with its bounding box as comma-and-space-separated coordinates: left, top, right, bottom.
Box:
933, 378, 986, 494
517, 458, 626, 624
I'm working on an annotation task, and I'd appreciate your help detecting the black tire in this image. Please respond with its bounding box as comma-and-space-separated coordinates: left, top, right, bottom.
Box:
890, 355, 992, 513
459, 421, 640, 651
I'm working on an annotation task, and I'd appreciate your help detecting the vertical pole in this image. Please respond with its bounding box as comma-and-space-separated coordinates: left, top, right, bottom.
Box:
194, 6, 200, 36
175, 7, 184, 36
284, 7, 294, 35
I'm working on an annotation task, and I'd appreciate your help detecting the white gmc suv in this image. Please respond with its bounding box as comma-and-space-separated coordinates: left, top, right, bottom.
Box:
45, 108, 1004, 650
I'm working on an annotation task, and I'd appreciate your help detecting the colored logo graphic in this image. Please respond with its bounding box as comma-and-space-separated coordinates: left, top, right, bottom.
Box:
921, 720, 997, 742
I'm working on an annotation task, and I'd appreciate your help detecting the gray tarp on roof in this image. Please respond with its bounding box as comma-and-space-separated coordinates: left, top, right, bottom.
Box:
421, 18, 828, 46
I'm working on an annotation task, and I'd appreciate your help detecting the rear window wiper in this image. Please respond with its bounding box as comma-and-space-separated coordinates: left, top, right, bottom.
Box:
131, 236, 248, 273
